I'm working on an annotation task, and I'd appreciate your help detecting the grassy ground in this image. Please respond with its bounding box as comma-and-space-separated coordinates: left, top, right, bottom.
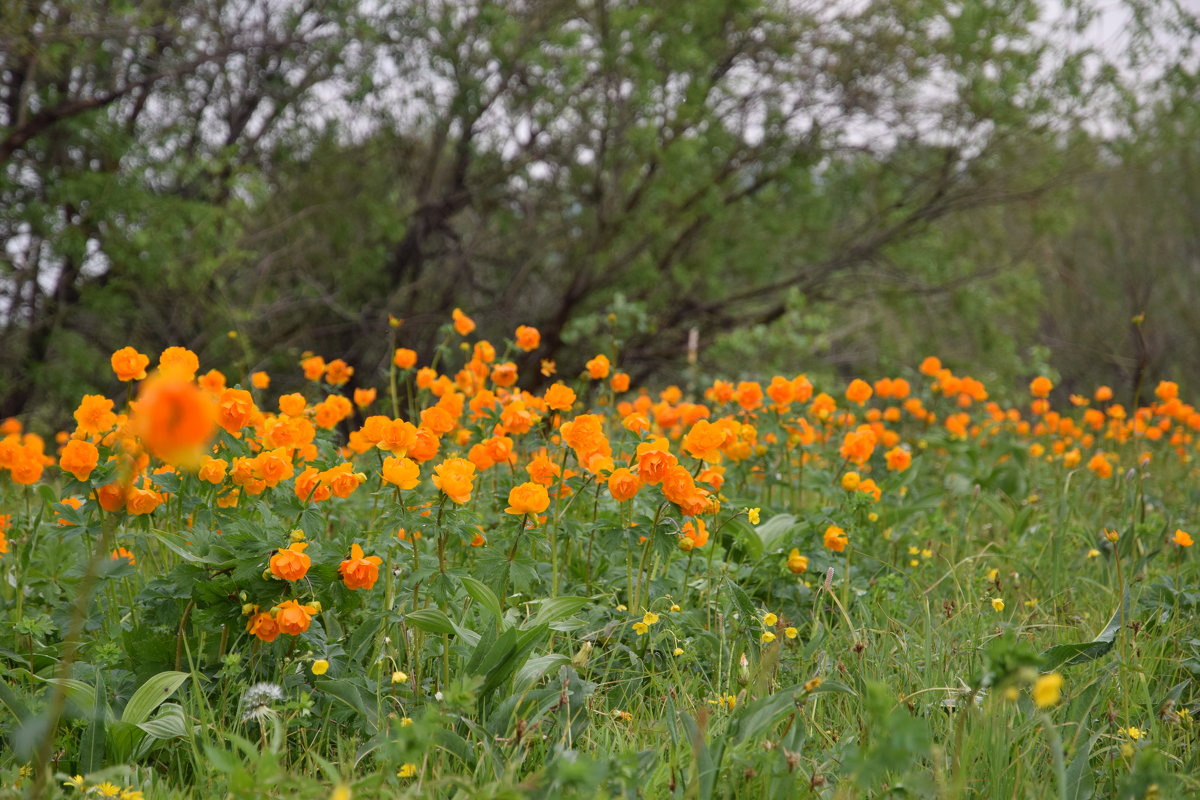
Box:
0, 338, 1196, 799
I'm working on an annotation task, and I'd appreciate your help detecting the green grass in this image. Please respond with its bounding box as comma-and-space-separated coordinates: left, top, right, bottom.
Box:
0, 364, 1197, 800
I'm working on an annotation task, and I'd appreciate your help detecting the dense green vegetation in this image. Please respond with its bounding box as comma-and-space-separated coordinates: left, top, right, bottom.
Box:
3, 0, 1198, 424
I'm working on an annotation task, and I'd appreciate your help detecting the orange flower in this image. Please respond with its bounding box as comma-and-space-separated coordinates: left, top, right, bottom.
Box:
216, 388, 256, 434
96, 482, 126, 512
636, 438, 677, 485
158, 347, 200, 380
74, 395, 117, 436
393, 348, 418, 369
382, 456, 421, 489
608, 467, 641, 502
274, 599, 318, 635
247, 611, 280, 642
506, 481, 550, 515
680, 518, 709, 551
59, 439, 99, 481
279, 393, 308, 417
133, 374, 216, 466
271, 545, 313, 585
125, 485, 164, 515
544, 383, 577, 411
325, 359, 354, 386
540, 359, 556, 377
111, 347, 150, 382
919, 356, 942, 376
787, 548, 809, 574
198, 369, 226, 394
250, 371, 271, 389
1094, 385, 1113, 402
420, 405, 456, 435
1172, 529, 1193, 547
354, 387, 377, 407
845, 379, 873, 406
322, 463, 365, 498
432, 457, 476, 504
734, 381, 763, 411
682, 419, 727, 463
610, 372, 631, 393
839, 426, 876, 466
301, 355, 326, 381
491, 362, 518, 387
338, 543, 383, 590
1029, 376, 1053, 398
1087, 452, 1113, 479
110, 546, 135, 564
515, 325, 541, 351
823, 525, 848, 553
408, 427, 441, 462
884, 446, 912, 472
585, 354, 610, 380
1154, 380, 1178, 402
525, 453, 561, 485
198, 456, 227, 484
452, 308, 476, 336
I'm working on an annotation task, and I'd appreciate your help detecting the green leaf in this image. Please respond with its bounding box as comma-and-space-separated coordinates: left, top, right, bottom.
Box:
515, 654, 571, 691
528, 596, 593, 627
754, 513, 796, 551
79, 671, 106, 772
1040, 591, 1128, 669
121, 671, 189, 725
405, 608, 456, 635
461, 575, 504, 621
1065, 733, 1100, 800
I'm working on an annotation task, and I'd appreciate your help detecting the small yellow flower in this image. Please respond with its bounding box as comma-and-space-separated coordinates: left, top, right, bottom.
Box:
398, 763, 418, 778
1105, 529, 1119, 543
632, 621, 649, 635
920, 548, 932, 559
1086, 548, 1100, 558
1024, 598, 1038, 608
311, 659, 330, 676
1032, 673, 1063, 708
762, 612, 778, 627
909, 559, 919, 567
673, 647, 684, 656
391, 670, 408, 684
330, 785, 351, 800
908, 546, 920, 555
94, 784, 123, 798
986, 568, 999, 581
615, 603, 627, 612
613, 709, 633, 721
1126, 726, 1143, 740
746, 507, 761, 525
867, 512, 878, 522
761, 631, 777, 644
1003, 686, 1020, 701
670, 603, 681, 612
400, 716, 413, 726
63, 776, 86, 791
120, 791, 145, 800
803, 677, 822, 692
991, 598, 1005, 612
289, 528, 306, 542
642, 611, 660, 626
784, 626, 798, 639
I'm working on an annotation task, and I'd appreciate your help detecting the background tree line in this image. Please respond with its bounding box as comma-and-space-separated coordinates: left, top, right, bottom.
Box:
2, 0, 1197, 423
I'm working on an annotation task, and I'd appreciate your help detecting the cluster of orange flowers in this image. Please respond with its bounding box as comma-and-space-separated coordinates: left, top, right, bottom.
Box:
2, 310, 1197, 581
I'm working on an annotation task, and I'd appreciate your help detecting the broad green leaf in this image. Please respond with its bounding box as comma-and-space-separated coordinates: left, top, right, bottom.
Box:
529, 596, 593, 627
461, 575, 504, 621
515, 654, 571, 690
405, 608, 456, 635
1041, 591, 1129, 669
121, 671, 189, 725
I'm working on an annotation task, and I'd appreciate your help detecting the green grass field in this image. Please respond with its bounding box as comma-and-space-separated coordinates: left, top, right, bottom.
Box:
0, 327, 1196, 799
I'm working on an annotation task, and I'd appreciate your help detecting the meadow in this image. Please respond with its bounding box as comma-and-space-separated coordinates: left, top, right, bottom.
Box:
0, 309, 1196, 800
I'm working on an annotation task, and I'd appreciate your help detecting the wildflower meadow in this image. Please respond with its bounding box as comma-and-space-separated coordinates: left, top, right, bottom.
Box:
0, 309, 1196, 799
